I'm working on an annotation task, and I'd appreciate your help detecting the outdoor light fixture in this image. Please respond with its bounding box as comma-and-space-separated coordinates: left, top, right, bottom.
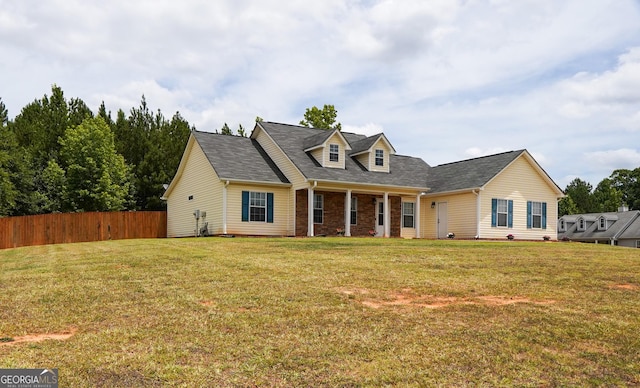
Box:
431, 201, 436, 209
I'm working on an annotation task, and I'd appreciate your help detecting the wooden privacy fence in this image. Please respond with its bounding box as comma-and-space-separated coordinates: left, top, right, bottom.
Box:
0, 211, 167, 249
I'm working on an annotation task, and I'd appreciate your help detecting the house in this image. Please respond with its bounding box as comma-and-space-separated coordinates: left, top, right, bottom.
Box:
162, 121, 564, 240
558, 209, 640, 247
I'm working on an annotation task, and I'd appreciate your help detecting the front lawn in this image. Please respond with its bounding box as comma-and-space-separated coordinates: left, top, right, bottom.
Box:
0, 238, 638, 386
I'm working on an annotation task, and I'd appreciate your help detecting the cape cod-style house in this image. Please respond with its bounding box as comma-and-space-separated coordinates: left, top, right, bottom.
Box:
162, 122, 564, 239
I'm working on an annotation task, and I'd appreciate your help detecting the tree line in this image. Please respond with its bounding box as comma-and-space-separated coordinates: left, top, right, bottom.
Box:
7, 89, 632, 219
560, 171, 640, 216
0, 85, 193, 216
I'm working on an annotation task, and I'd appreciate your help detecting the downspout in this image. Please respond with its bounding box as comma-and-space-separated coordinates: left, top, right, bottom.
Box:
222, 180, 230, 235
472, 189, 481, 239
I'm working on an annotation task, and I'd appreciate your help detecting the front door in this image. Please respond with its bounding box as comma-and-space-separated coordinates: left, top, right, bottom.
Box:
437, 202, 448, 239
375, 198, 385, 237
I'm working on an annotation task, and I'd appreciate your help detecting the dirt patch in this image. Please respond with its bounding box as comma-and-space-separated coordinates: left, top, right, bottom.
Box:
199, 300, 216, 307
609, 284, 638, 290
339, 288, 555, 309
0, 327, 77, 347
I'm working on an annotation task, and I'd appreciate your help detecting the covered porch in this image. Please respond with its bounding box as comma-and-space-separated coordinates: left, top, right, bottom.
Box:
295, 184, 424, 238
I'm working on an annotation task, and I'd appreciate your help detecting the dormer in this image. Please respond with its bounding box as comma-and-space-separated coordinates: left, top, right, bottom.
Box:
349, 133, 396, 173
576, 215, 597, 232
303, 129, 351, 169
597, 214, 618, 231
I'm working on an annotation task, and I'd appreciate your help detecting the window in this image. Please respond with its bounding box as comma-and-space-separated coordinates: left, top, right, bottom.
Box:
559, 219, 565, 232
527, 201, 547, 229
377, 201, 384, 226
636, 240, 640, 248
491, 199, 513, 228
350, 197, 357, 225
532, 202, 542, 228
497, 199, 508, 227
314, 194, 323, 224
329, 144, 339, 162
375, 149, 384, 166
599, 217, 606, 230
241, 191, 274, 223
577, 218, 585, 231
402, 202, 415, 228
250, 192, 266, 222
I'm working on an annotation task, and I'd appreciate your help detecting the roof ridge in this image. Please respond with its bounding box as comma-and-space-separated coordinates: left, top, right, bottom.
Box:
435, 149, 524, 167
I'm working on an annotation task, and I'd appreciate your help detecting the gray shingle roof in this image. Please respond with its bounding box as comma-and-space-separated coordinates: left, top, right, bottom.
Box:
618, 211, 640, 239
257, 122, 431, 188
558, 210, 640, 241
303, 130, 335, 150
193, 131, 289, 184
349, 134, 382, 155
426, 150, 525, 193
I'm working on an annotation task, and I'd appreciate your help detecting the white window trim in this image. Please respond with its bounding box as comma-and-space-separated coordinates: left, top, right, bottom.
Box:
531, 201, 542, 229
375, 149, 384, 166
598, 217, 607, 231
497, 199, 508, 228
329, 144, 339, 162
402, 201, 415, 228
249, 191, 267, 222
313, 194, 323, 224
350, 196, 357, 225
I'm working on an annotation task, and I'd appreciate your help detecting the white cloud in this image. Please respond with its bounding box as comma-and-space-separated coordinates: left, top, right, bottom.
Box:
1, 0, 640, 190
585, 149, 640, 170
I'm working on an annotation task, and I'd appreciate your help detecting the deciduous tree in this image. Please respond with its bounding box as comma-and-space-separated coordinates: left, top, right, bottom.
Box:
299, 104, 342, 130
59, 117, 132, 212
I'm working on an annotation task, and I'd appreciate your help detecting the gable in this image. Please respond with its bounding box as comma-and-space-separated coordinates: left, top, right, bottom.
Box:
256, 122, 430, 189
428, 150, 563, 197
306, 130, 351, 169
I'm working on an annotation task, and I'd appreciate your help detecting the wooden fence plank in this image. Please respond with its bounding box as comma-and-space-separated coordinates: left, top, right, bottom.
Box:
0, 212, 167, 249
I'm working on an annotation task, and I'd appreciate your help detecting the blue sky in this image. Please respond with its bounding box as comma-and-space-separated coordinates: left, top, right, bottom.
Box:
1, 0, 640, 189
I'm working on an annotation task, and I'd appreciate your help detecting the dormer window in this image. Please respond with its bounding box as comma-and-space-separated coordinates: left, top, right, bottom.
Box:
329, 144, 339, 162
559, 219, 565, 232
599, 217, 606, 230
375, 149, 384, 166
577, 218, 585, 231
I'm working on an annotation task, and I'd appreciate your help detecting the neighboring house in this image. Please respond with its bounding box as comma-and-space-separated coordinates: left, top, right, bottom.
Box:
162, 121, 564, 239
558, 209, 640, 247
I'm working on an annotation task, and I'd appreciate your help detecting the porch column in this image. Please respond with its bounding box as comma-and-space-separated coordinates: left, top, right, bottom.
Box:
307, 186, 314, 236
345, 190, 352, 237
415, 193, 421, 238
384, 192, 390, 237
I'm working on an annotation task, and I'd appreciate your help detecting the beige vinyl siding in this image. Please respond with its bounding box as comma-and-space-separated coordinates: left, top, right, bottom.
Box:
420, 192, 478, 239
323, 133, 347, 169
226, 184, 293, 236
370, 140, 390, 173
166, 141, 223, 237
479, 156, 559, 240
354, 153, 370, 170
310, 148, 324, 165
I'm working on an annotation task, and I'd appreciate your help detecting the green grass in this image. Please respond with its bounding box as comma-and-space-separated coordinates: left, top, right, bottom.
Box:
1, 238, 639, 386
